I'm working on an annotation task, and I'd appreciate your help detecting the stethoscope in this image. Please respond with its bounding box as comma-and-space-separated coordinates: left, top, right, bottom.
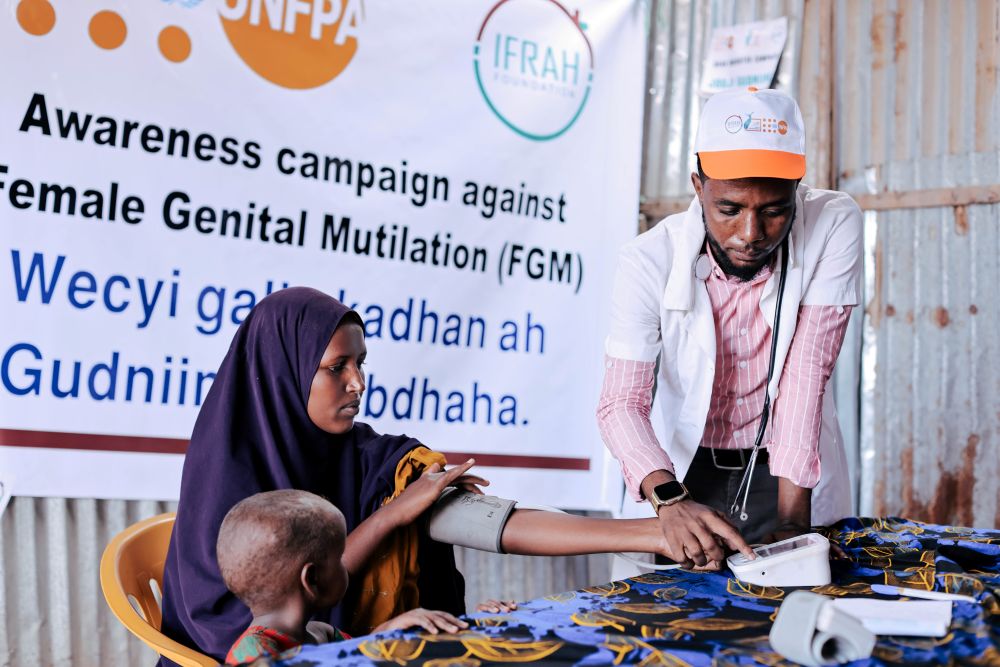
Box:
616, 236, 791, 571
727, 236, 789, 522
621, 237, 790, 571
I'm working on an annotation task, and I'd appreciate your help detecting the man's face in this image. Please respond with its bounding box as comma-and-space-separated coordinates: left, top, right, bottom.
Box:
691, 172, 797, 281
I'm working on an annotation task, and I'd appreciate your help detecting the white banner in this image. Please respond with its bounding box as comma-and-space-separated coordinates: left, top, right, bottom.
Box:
0, 0, 645, 509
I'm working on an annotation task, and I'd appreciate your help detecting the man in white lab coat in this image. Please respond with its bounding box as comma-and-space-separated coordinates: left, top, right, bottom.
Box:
597, 87, 861, 571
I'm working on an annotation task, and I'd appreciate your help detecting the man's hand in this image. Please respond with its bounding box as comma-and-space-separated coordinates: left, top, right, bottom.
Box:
767, 477, 847, 559
763, 521, 811, 545
656, 499, 755, 569
774, 477, 811, 532
641, 470, 754, 569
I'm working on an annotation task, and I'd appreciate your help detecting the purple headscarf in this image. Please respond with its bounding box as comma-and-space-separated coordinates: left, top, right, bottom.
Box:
158, 287, 463, 663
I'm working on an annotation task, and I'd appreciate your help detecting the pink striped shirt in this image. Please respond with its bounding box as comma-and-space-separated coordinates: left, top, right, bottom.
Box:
597, 250, 851, 499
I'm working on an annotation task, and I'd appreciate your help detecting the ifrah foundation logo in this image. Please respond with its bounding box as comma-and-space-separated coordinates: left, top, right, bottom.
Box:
219, 0, 363, 90
474, 0, 593, 141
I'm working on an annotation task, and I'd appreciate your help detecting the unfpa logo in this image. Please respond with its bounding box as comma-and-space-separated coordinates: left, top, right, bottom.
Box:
725, 113, 788, 135
474, 0, 594, 141
219, 0, 363, 89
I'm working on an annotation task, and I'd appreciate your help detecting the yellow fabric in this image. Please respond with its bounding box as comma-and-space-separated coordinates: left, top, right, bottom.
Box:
345, 446, 446, 636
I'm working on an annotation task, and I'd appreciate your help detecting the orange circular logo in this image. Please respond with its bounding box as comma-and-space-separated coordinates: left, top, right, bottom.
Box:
16, 0, 56, 36
219, 0, 362, 90
90, 10, 127, 50
777, 120, 788, 135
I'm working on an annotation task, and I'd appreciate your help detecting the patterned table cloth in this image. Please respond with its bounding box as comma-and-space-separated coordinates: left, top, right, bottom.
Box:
272, 518, 1000, 666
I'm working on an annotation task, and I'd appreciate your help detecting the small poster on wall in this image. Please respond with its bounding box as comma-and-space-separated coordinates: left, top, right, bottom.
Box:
700, 17, 788, 96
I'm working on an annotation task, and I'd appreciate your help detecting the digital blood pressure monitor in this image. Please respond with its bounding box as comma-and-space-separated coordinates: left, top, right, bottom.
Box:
727, 533, 831, 587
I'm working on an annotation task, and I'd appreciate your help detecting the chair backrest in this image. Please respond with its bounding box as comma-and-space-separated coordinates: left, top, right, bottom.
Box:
99, 513, 219, 667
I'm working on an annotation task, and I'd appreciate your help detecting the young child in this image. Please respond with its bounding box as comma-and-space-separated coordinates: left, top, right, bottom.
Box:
217, 489, 469, 665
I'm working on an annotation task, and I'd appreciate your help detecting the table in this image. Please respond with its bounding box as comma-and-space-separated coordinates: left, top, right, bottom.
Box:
274, 517, 1000, 666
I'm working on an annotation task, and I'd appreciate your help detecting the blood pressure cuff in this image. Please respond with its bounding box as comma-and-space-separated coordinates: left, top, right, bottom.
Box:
427, 488, 516, 553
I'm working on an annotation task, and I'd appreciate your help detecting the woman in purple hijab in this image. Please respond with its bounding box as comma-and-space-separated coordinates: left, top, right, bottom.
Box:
158, 287, 470, 664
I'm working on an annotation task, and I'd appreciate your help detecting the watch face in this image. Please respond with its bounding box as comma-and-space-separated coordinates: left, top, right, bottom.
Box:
653, 480, 686, 503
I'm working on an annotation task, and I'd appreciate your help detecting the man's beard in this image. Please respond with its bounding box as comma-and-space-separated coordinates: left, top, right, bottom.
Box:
702, 211, 771, 282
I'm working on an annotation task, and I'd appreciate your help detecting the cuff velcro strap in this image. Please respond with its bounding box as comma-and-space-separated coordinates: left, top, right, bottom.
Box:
427, 489, 516, 553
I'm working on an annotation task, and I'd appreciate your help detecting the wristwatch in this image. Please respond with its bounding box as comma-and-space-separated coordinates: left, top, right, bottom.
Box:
649, 480, 689, 512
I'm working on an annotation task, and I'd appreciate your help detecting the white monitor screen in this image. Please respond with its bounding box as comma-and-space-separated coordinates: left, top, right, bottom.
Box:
756, 536, 812, 558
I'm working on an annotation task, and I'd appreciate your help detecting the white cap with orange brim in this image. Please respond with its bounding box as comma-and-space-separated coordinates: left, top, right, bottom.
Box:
695, 87, 806, 180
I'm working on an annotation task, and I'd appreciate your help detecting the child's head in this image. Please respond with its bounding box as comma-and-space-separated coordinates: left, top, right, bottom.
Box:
217, 490, 348, 615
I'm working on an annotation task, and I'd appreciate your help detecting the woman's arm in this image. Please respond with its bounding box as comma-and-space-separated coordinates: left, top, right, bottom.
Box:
342, 505, 404, 574
342, 458, 483, 574
499, 509, 671, 557
499, 509, 748, 563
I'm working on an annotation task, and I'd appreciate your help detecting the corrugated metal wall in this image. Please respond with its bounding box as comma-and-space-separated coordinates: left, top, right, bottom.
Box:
836, 0, 1000, 527
0, 498, 175, 666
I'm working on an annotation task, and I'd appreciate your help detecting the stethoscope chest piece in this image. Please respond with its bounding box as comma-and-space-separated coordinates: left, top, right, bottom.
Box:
694, 255, 712, 281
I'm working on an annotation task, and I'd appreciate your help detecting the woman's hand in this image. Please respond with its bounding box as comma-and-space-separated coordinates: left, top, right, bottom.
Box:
454, 472, 490, 495
374, 608, 469, 635
475, 599, 517, 613
384, 458, 488, 527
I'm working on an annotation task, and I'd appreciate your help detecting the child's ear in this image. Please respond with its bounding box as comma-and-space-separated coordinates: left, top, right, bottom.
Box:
300, 562, 319, 601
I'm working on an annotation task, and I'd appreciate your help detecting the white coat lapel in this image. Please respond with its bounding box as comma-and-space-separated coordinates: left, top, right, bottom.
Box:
686, 276, 716, 358
661, 200, 715, 359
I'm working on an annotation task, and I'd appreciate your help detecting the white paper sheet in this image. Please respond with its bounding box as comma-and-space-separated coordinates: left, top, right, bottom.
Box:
831, 599, 952, 637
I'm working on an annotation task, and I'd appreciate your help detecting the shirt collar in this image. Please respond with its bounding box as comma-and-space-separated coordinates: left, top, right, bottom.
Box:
702, 243, 774, 285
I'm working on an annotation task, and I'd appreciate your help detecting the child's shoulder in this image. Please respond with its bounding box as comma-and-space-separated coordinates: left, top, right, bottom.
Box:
225, 625, 301, 665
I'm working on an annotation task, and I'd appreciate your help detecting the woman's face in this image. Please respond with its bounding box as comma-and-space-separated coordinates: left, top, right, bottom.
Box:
307, 322, 366, 434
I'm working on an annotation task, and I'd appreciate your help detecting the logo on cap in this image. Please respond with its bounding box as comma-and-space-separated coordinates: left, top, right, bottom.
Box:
724, 112, 789, 134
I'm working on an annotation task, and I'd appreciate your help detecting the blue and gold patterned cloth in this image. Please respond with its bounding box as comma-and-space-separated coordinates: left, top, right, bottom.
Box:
272, 518, 1000, 666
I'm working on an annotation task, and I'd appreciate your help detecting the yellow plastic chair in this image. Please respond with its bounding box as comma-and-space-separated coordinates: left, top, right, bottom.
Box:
100, 512, 219, 667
